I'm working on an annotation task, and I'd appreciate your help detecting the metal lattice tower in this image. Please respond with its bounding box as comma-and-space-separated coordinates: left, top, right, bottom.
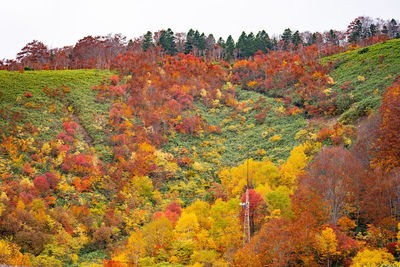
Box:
243, 188, 250, 244
240, 158, 251, 245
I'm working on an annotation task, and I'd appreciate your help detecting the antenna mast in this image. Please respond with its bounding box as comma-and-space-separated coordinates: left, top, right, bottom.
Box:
241, 157, 251, 245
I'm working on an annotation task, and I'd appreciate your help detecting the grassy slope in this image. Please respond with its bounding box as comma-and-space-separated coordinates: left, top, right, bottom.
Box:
323, 39, 400, 123
0, 69, 111, 148
166, 40, 400, 186
1, 40, 398, 169
167, 39, 400, 179
166, 87, 306, 169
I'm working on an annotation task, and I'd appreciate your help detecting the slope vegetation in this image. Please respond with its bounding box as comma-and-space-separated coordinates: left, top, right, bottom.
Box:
0, 40, 399, 266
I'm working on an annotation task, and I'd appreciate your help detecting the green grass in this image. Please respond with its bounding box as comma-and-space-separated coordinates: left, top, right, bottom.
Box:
0, 69, 111, 147
322, 39, 400, 123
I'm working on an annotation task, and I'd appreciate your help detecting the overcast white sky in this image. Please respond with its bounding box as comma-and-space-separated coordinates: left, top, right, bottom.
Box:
1, 0, 399, 60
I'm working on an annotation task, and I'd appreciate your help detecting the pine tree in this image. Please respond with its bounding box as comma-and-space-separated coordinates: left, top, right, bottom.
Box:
157, 28, 177, 55
308, 33, 317, 45
291, 30, 302, 49
388, 19, 399, 39
271, 37, 278, 51
236, 31, 247, 58
185, 29, 195, 54
246, 32, 256, 57
217, 37, 226, 48
368, 24, 376, 37
142, 31, 154, 51
206, 34, 216, 50
328, 29, 339, 46
198, 33, 206, 55
225, 35, 235, 61
281, 28, 292, 50
255, 30, 271, 53
349, 20, 363, 43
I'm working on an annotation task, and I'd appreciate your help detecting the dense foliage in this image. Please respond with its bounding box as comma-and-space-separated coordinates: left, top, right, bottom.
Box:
1, 17, 400, 266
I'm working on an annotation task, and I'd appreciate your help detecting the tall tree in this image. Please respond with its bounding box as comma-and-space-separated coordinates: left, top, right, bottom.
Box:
205, 34, 216, 50
326, 29, 339, 46
372, 79, 400, 171
291, 30, 302, 48
236, 31, 248, 58
300, 147, 364, 225
142, 31, 154, 51
347, 18, 363, 43
246, 32, 256, 56
157, 28, 177, 55
308, 33, 317, 45
185, 29, 195, 54
255, 30, 272, 53
217, 37, 225, 48
281, 28, 292, 49
225, 35, 235, 61
387, 18, 399, 39
17, 40, 50, 68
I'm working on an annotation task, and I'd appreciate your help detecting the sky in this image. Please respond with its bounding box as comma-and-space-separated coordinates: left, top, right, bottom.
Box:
1, 0, 399, 60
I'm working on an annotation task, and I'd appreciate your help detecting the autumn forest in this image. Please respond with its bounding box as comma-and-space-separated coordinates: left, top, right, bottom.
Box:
1, 16, 400, 266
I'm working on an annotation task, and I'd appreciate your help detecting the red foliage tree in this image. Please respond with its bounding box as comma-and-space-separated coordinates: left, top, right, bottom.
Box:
240, 189, 266, 234
17, 40, 50, 69
33, 176, 50, 193
300, 147, 364, 225
372, 78, 400, 171
164, 201, 182, 225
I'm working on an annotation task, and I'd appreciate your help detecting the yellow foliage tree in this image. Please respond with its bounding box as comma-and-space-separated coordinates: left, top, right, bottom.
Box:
210, 198, 242, 260
195, 229, 216, 251
0, 239, 31, 266
278, 144, 308, 190
219, 159, 279, 198
176, 212, 200, 241
337, 216, 356, 235
351, 248, 394, 267
184, 200, 212, 229
154, 149, 179, 177
112, 230, 145, 266
141, 216, 174, 256
32, 226, 89, 267
315, 227, 340, 266
32, 254, 63, 267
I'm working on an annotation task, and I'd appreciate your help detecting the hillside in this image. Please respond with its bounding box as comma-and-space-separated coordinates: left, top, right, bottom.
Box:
323, 39, 400, 122
0, 39, 400, 266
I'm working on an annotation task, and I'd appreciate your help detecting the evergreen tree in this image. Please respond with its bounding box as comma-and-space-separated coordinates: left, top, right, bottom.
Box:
246, 32, 256, 57
236, 31, 248, 58
291, 30, 302, 48
185, 29, 195, 54
206, 34, 216, 50
217, 37, 226, 48
199, 33, 207, 51
225, 35, 235, 61
382, 25, 389, 35
271, 37, 278, 51
350, 20, 362, 43
157, 28, 177, 55
281, 28, 292, 49
369, 24, 377, 37
388, 19, 399, 39
142, 31, 154, 51
189, 30, 204, 55
308, 33, 317, 45
328, 30, 339, 46
255, 30, 271, 53
193, 30, 201, 48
